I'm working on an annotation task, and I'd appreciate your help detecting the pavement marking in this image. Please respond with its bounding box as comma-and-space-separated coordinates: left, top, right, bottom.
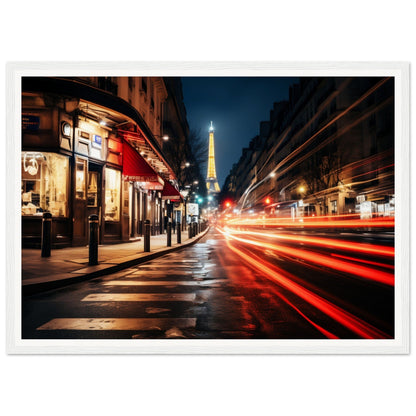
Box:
131, 270, 194, 275
81, 293, 196, 302
104, 280, 197, 286
37, 318, 196, 331
145, 307, 171, 314
136, 265, 202, 269
103, 280, 223, 287
159, 259, 200, 263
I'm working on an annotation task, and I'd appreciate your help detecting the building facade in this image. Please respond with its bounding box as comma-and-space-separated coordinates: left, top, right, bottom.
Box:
21, 77, 186, 248
224, 77, 394, 218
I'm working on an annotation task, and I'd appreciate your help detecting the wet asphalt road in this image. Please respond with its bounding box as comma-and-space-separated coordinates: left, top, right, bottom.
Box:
22, 227, 393, 339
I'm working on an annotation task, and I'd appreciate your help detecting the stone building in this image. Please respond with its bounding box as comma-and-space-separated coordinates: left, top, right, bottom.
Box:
21, 76, 190, 248
224, 77, 395, 218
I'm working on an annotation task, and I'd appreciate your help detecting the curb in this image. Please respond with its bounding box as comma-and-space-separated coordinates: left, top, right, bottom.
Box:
22, 227, 210, 296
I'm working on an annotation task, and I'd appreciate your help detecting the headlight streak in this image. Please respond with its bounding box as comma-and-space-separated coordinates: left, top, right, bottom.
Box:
223, 228, 394, 258
218, 227, 394, 286
226, 215, 394, 229
220, 231, 391, 339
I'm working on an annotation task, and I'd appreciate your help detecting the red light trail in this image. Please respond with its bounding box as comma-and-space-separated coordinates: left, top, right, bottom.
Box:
223, 238, 391, 339
223, 228, 394, 258
218, 227, 394, 286
226, 215, 394, 229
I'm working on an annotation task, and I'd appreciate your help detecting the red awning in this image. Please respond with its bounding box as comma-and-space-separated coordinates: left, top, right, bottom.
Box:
122, 140, 164, 187
162, 181, 183, 201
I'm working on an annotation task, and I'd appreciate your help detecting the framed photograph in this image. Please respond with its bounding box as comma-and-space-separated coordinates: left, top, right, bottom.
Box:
6, 61, 409, 354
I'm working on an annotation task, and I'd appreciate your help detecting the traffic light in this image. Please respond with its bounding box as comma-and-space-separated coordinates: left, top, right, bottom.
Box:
264, 197, 271, 205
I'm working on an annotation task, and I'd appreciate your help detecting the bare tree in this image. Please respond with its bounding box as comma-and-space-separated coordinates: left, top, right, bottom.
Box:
302, 147, 342, 207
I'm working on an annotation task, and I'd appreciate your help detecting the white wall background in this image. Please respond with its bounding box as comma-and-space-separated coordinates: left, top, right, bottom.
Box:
1, 1, 413, 415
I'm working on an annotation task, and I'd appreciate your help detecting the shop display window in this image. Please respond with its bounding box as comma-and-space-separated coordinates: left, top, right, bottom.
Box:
21, 152, 69, 217
105, 168, 120, 221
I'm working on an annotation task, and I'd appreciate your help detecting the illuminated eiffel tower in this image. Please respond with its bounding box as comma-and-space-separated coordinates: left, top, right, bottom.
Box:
206, 121, 221, 194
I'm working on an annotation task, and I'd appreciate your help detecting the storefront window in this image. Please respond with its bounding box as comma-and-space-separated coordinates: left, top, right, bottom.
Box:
105, 168, 120, 221
21, 152, 69, 217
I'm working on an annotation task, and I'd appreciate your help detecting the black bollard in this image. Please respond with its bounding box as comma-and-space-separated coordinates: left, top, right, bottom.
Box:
167, 221, 172, 247
41, 212, 52, 257
144, 219, 151, 252
177, 222, 181, 244
88, 214, 99, 266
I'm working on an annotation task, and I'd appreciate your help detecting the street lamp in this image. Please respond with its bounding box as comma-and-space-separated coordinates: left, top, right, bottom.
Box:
154, 133, 170, 142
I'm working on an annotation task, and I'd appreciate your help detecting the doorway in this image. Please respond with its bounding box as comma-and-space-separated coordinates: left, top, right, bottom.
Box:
87, 162, 103, 243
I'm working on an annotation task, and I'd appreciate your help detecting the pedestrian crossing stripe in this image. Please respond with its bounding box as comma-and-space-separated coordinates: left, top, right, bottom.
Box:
37, 318, 196, 331
137, 264, 202, 269
130, 270, 194, 275
103, 280, 220, 286
81, 293, 196, 302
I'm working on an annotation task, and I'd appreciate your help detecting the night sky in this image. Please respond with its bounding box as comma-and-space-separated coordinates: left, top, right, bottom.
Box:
181, 77, 298, 188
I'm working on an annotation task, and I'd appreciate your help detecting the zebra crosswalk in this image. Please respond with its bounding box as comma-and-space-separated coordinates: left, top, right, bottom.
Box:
35, 249, 218, 337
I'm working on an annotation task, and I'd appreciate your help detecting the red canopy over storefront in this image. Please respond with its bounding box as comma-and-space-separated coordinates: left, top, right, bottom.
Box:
162, 181, 183, 201
122, 140, 164, 189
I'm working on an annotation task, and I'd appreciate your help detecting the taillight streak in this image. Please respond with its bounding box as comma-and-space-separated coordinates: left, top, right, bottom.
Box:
218, 227, 394, 286
225, 240, 391, 339
224, 228, 394, 258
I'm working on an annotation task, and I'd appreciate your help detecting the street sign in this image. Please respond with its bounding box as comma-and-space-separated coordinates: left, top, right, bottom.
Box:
187, 203, 199, 216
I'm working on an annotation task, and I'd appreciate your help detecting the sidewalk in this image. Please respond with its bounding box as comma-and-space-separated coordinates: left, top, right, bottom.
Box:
22, 227, 209, 295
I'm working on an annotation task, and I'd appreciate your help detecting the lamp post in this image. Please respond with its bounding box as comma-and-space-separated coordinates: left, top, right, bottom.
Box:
180, 188, 190, 231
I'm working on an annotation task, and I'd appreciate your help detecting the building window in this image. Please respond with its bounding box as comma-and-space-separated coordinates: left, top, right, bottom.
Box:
105, 168, 121, 221
21, 152, 69, 217
141, 77, 147, 94
75, 158, 87, 199
128, 77, 135, 91
331, 200, 337, 215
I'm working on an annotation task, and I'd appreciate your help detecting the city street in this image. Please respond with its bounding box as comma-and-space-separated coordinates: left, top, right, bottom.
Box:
22, 225, 394, 339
